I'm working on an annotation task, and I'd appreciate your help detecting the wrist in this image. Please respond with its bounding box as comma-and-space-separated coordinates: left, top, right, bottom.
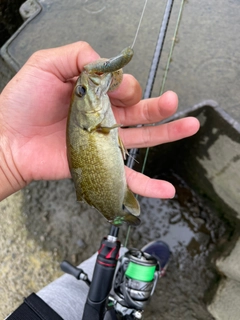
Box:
0, 135, 26, 201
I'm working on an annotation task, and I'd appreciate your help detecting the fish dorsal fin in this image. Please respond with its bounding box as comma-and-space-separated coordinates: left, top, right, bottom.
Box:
123, 187, 140, 217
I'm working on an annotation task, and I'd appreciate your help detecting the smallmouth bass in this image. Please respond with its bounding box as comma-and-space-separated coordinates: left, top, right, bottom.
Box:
67, 47, 140, 226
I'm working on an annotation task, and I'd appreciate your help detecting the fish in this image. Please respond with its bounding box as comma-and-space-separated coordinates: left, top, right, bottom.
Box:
66, 47, 140, 226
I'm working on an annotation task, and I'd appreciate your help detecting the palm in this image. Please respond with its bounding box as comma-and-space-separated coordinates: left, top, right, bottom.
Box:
1, 67, 74, 182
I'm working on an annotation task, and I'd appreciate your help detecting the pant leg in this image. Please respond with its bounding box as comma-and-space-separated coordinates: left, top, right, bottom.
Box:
37, 252, 97, 320
37, 247, 127, 320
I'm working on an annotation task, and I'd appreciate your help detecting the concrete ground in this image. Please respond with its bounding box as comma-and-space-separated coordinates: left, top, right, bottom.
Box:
208, 241, 240, 320
0, 190, 62, 317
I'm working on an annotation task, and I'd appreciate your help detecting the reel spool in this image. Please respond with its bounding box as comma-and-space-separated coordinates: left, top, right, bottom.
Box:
113, 248, 160, 314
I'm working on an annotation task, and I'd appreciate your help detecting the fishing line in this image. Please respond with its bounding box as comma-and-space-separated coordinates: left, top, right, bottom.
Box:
126, 0, 174, 171
141, 0, 185, 175
160, 0, 185, 95
125, 0, 186, 247
131, 0, 149, 49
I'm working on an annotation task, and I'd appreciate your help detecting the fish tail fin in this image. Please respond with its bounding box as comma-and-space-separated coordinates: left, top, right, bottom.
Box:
123, 187, 140, 216
123, 213, 141, 226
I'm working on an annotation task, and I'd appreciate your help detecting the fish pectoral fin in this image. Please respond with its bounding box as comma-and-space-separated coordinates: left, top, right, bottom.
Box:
118, 136, 139, 163
96, 123, 121, 134
123, 187, 140, 217
118, 135, 128, 160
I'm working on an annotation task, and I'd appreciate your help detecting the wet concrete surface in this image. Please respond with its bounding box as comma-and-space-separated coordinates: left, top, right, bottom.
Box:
134, 172, 234, 320
0, 170, 234, 319
0, 190, 62, 318
23, 179, 109, 265
208, 278, 240, 320
0, 55, 14, 92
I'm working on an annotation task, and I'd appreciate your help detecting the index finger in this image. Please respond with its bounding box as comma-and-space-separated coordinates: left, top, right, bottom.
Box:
109, 74, 142, 107
113, 90, 178, 126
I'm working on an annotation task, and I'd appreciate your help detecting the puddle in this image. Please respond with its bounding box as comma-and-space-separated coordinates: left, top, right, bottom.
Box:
123, 171, 234, 320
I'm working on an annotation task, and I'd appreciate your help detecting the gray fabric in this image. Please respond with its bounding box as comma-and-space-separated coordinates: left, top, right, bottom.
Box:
37, 247, 127, 320
4, 254, 95, 320
37, 252, 97, 320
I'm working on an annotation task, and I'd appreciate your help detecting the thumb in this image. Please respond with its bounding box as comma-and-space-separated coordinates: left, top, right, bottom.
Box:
26, 41, 100, 81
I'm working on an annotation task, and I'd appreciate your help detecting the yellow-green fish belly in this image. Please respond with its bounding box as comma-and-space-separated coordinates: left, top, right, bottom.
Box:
69, 128, 126, 221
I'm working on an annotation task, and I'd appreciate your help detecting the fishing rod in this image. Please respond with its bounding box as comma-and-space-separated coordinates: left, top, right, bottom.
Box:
125, 0, 185, 247
126, 0, 174, 170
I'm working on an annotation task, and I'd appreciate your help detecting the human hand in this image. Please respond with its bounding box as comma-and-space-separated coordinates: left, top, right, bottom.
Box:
0, 41, 199, 200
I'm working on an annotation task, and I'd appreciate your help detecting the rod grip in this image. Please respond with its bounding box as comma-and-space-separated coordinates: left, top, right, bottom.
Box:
82, 237, 120, 320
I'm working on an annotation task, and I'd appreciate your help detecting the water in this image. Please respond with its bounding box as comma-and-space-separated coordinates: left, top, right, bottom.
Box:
123, 172, 233, 320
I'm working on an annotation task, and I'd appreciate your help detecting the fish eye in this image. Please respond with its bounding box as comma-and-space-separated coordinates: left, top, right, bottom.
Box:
75, 85, 86, 97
